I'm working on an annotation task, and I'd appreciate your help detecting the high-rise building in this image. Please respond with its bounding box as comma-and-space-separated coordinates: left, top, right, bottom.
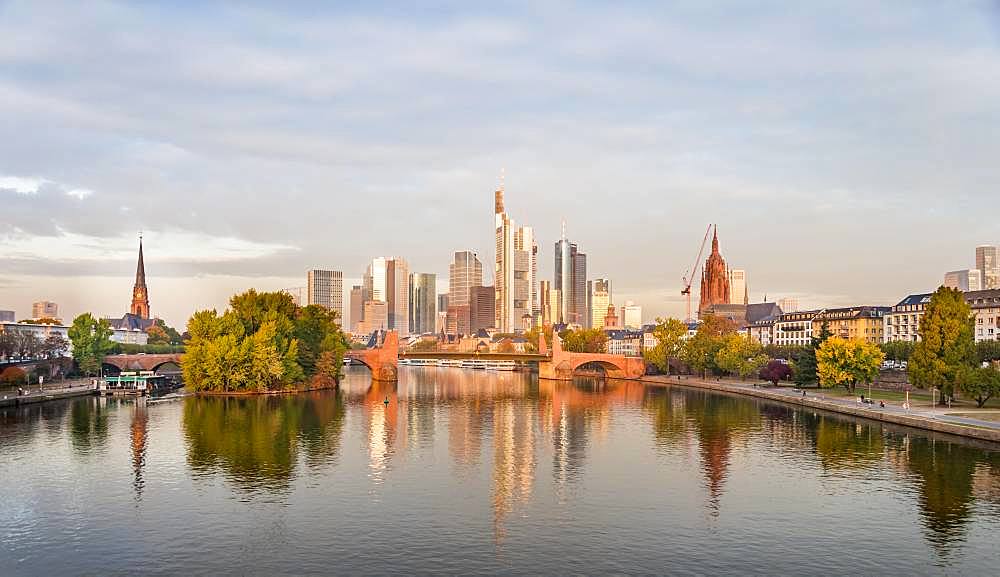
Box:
307, 269, 343, 319
977, 245, 999, 289
589, 279, 612, 329
494, 180, 535, 333
0, 310, 14, 323
349, 285, 365, 333
449, 251, 483, 308
469, 285, 496, 333
438, 293, 449, 313
943, 269, 982, 292
554, 223, 587, 326
358, 300, 388, 334
32, 300, 59, 320
129, 235, 149, 319
539, 280, 552, 326
729, 269, 748, 305
547, 287, 562, 328
364, 257, 410, 334
408, 273, 436, 334
778, 297, 799, 313
698, 226, 730, 317
621, 301, 642, 329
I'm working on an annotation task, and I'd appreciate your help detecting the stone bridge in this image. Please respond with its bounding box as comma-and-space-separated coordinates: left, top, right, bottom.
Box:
103, 353, 183, 374
345, 330, 644, 382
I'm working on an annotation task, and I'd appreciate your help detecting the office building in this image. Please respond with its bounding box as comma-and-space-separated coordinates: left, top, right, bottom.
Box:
620, 301, 642, 330
32, 301, 59, 320
469, 285, 496, 333
729, 269, 748, 305
589, 279, 611, 329
778, 297, 800, 313
349, 285, 365, 333
364, 257, 410, 334
409, 273, 436, 335
0, 310, 14, 323
358, 300, 388, 334
943, 269, 982, 292
307, 269, 344, 319
976, 245, 999, 289
554, 223, 587, 326
494, 181, 535, 333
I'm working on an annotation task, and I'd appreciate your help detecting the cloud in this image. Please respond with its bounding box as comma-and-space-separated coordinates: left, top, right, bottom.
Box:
0, 175, 46, 194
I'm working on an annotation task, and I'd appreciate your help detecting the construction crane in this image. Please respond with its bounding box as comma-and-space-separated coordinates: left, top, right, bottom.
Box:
681, 224, 714, 322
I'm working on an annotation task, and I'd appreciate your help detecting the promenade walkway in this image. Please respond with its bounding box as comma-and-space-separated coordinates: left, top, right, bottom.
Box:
640, 375, 1000, 443
0, 378, 95, 408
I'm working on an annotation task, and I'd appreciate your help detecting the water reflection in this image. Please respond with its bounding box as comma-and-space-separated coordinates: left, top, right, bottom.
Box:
130, 399, 148, 500
182, 391, 346, 493
70, 397, 109, 454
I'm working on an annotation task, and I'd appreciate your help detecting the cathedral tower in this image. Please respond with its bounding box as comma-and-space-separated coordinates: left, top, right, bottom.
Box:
698, 226, 730, 317
130, 235, 150, 319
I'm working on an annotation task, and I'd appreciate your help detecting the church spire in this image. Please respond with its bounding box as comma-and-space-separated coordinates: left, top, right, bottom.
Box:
130, 233, 150, 319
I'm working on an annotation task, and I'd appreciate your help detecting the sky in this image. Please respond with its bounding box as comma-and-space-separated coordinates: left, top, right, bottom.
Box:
1, 1, 999, 329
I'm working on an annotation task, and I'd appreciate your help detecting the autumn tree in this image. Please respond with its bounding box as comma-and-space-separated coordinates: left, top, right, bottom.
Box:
67, 313, 114, 376
643, 317, 687, 373
816, 337, 884, 392
715, 333, 768, 379
909, 287, 976, 403
560, 328, 608, 353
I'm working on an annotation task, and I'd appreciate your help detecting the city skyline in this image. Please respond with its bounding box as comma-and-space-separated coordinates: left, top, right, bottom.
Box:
2, 3, 999, 328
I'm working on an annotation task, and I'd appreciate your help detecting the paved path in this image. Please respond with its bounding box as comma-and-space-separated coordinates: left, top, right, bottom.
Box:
0, 379, 96, 407
640, 375, 1000, 442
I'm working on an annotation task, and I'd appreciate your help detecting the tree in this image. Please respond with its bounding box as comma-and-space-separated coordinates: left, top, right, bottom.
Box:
524, 325, 554, 353
715, 333, 768, 379
760, 360, 792, 386
560, 328, 608, 353
794, 321, 832, 386
957, 366, 1000, 408
643, 317, 687, 373
67, 313, 114, 376
0, 366, 27, 385
816, 337, 884, 392
41, 333, 69, 359
681, 315, 736, 377
409, 339, 439, 352
909, 287, 976, 403
881, 340, 915, 362
145, 324, 170, 345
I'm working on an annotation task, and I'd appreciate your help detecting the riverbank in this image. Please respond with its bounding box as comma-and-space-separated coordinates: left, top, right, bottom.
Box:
639, 375, 1000, 444
193, 380, 339, 396
0, 379, 95, 408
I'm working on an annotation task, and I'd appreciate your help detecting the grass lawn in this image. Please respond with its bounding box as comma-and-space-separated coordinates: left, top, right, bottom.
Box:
765, 383, 1000, 410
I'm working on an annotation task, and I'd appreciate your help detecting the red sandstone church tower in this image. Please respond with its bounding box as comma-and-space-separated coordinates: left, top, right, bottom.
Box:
130, 235, 150, 319
698, 226, 730, 317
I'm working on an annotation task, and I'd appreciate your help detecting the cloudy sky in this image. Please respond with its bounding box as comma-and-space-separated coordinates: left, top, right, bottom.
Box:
1, 1, 999, 329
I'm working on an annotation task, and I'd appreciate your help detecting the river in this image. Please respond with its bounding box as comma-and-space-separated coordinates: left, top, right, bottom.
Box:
2, 367, 999, 576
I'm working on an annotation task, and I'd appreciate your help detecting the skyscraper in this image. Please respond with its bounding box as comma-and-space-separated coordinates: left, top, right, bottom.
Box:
778, 297, 799, 313
698, 226, 730, 317
129, 235, 149, 319
539, 280, 552, 326
494, 179, 534, 333
621, 301, 642, 329
589, 279, 611, 329
448, 251, 483, 336
307, 269, 343, 319
554, 223, 587, 326
349, 285, 365, 333
977, 245, 999, 289
728, 269, 748, 305
469, 285, 496, 333
364, 257, 410, 335
409, 273, 436, 335
943, 269, 982, 292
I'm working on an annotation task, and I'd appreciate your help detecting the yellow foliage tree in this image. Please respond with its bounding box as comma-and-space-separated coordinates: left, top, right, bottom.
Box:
816, 337, 884, 392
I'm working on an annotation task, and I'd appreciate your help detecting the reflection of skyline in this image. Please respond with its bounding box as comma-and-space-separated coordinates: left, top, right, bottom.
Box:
491, 398, 536, 547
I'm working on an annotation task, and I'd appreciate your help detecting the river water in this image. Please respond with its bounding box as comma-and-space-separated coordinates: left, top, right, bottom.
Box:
2, 367, 999, 576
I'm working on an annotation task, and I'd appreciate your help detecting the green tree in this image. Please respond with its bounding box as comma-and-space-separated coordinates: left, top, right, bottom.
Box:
956, 366, 1000, 408
793, 321, 832, 386
643, 317, 687, 373
67, 313, 114, 376
881, 340, 915, 362
909, 287, 976, 403
524, 325, 554, 353
145, 323, 170, 345
681, 315, 736, 377
715, 333, 768, 379
816, 337, 884, 392
560, 328, 608, 353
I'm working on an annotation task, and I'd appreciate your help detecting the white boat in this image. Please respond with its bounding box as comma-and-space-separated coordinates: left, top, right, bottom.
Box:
438, 359, 462, 368
407, 358, 438, 367
461, 360, 486, 370
485, 360, 516, 371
